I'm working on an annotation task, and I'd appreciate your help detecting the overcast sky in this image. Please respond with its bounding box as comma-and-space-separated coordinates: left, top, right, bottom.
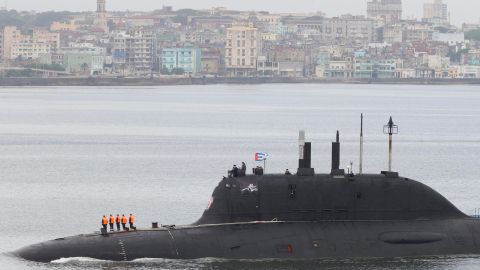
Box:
3, 0, 479, 26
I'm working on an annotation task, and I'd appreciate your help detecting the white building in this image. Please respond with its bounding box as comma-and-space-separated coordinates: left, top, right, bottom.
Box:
423, 0, 448, 25
432, 32, 465, 46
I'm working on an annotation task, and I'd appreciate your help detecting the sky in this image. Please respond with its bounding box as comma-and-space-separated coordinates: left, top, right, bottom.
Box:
3, 0, 479, 26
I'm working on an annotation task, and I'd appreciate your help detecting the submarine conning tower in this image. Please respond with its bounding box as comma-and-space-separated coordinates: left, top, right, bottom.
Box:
194, 131, 467, 225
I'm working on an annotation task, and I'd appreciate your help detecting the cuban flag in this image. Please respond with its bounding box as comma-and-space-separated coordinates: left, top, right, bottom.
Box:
255, 152, 268, 161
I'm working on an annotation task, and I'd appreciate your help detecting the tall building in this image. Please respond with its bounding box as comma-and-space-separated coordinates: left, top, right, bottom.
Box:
367, 0, 402, 24
94, 0, 109, 32
225, 25, 261, 76
423, 0, 448, 25
112, 30, 156, 76
2, 27, 59, 60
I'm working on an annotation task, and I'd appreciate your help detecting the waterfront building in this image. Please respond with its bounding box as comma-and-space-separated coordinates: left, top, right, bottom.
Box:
459, 65, 480, 78
112, 30, 156, 76
4, 27, 59, 60
64, 53, 104, 75
354, 58, 398, 78
324, 59, 354, 78
94, 0, 109, 32
161, 48, 202, 74
423, 0, 448, 25
201, 47, 222, 75
2, 26, 21, 60
225, 25, 261, 76
257, 56, 280, 76
367, 0, 402, 24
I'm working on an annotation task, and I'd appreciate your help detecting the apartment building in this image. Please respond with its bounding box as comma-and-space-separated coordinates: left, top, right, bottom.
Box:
3, 27, 60, 60
161, 47, 202, 74
225, 25, 261, 76
423, 0, 448, 25
367, 0, 402, 24
112, 30, 156, 75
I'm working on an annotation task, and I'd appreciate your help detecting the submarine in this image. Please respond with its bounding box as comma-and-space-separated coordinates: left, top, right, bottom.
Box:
15, 117, 480, 262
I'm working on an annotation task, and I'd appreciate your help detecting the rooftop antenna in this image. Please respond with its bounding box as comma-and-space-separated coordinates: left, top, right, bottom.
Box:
359, 113, 364, 174
383, 116, 398, 172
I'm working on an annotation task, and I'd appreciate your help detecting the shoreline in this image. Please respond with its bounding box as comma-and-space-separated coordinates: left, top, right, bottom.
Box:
1, 77, 480, 86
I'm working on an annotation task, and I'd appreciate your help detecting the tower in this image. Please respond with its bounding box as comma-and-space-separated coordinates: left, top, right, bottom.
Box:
94, 0, 108, 32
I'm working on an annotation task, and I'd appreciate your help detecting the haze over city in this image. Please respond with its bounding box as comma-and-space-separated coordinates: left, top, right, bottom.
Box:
3, 0, 479, 26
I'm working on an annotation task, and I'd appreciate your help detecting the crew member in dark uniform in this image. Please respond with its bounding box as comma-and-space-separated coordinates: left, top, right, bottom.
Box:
232, 165, 239, 177
285, 169, 292, 175
241, 162, 247, 175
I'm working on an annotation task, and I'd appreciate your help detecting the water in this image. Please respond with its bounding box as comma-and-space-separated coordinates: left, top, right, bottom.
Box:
0, 84, 480, 269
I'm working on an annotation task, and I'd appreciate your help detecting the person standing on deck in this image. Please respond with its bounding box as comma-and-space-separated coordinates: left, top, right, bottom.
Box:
116, 214, 121, 231
129, 213, 135, 230
121, 214, 127, 230
109, 214, 115, 232
101, 215, 108, 231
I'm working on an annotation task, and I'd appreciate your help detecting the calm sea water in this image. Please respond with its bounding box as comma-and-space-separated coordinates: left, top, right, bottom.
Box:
1, 84, 480, 269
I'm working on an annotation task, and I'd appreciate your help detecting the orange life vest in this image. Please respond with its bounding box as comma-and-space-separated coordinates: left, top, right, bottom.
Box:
121, 216, 127, 224
129, 215, 135, 224
109, 215, 115, 224
116, 215, 121, 223
102, 217, 108, 225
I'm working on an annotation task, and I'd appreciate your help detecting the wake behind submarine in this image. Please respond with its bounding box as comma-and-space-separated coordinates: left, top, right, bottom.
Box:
15, 116, 480, 262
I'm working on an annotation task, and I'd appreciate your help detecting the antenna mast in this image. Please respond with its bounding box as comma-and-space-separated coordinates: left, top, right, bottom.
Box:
383, 116, 398, 172
359, 113, 363, 174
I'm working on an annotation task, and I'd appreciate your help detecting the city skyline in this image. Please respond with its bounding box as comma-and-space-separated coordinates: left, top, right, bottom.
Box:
2, 0, 479, 26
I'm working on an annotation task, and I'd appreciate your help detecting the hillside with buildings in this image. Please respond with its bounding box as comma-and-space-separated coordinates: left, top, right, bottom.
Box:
1, 0, 480, 81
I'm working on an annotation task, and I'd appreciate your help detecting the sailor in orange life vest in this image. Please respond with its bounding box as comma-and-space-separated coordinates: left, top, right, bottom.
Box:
129, 213, 135, 229
115, 214, 121, 231
121, 214, 127, 230
109, 214, 115, 232
101, 215, 108, 230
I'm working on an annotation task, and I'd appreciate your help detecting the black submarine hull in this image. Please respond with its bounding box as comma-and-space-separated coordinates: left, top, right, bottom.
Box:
15, 219, 480, 262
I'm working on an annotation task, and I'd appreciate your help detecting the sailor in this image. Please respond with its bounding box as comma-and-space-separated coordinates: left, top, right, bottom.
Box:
241, 162, 246, 173
121, 214, 127, 230
129, 213, 135, 230
285, 169, 291, 175
116, 214, 121, 231
109, 214, 115, 232
232, 165, 239, 177
101, 215, 108, 231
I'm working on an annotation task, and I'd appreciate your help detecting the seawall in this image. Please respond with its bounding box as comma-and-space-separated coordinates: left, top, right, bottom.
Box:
1, 77, 480, 86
